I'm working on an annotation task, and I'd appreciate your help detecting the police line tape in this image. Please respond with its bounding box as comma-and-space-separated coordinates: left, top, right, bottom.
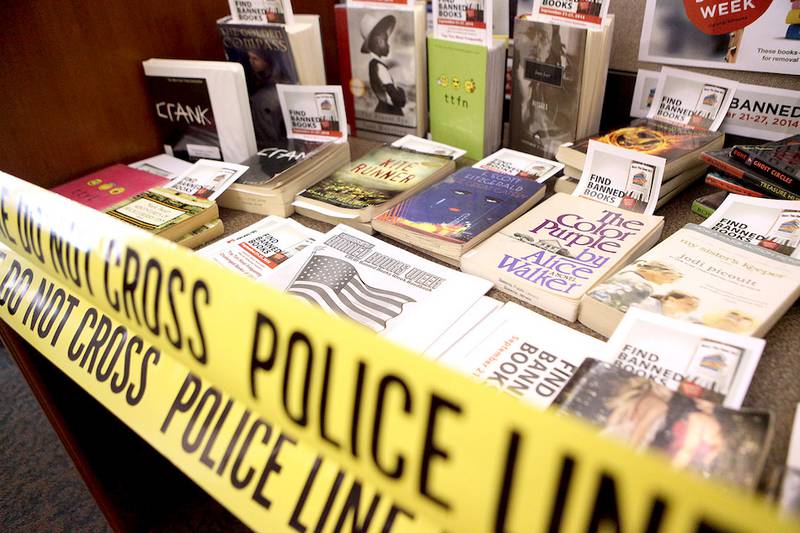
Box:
0, 171, 795, 532
0, 251, 431, 532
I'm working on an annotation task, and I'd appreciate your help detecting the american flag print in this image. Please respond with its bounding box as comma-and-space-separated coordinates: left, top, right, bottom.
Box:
287, 254, 415, 331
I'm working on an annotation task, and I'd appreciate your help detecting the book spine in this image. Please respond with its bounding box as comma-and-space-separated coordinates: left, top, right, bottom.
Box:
702, 151, 800, 200
704, 172, 764, 197
730, 146, 800, 194
334, 6, 357, 137
691, 199, 714, 219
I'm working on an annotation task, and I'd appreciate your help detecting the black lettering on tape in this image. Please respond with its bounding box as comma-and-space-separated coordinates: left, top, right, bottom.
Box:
314, 469, 345, 532
231, 420, 273, 489
419, 394, 461, 510
161, 372, 201, 433
250, 312, 279, 399
183, 387, 224, 453
546, 455, 575, 533
382, 506, 414, 533
217, 410, 251, 476
283, 331, 313, 427
51, 294, 79, 347
371, 375, 411, 479
189, 279, 209, 364
0, 189, 17, 245
494, 430, 521, 533
80, 314, 112, 373
103, 240, 121, 312
200, 398, 234, 469
112, 336, 141, 394
128, 346, 159, 405
350, 361, 367, 459
6, 266, 33, 315
95, 325, 127, 383
290, 456, 323, 532
141, 258, 162, 336
165, 269, 184, 350
253, 433, 296, 509
319, 347, 342, 449
68, 308, 97, 362
17, 200, 44, 264
121, 247, 141, 324
332, 480, 380, 533
0, 259, 21, 306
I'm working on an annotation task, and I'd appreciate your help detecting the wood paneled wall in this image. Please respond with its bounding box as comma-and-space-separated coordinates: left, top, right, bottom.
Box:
0, 0, 339, 189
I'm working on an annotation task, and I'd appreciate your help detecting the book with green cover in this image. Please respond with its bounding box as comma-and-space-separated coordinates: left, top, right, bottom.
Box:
428, 37, 505, 160
293, 144, 454, 225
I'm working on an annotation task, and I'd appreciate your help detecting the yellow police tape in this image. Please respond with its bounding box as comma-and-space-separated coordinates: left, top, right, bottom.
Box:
0, 251, 431, 532
0, 171, 795, 532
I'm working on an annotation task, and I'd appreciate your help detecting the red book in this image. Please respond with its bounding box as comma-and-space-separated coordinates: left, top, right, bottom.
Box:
704, 171, 764, 198
52, 164, 169, 210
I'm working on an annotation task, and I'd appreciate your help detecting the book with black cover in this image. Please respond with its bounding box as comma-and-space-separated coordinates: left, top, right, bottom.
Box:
729, 135, 800, 194
702, 149, 800, 201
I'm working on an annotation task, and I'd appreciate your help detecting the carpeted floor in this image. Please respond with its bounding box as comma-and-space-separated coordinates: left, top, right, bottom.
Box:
0, 347, 109, 531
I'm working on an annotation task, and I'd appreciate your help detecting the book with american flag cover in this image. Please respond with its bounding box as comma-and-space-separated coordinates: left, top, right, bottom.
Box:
259, 224, 492, 353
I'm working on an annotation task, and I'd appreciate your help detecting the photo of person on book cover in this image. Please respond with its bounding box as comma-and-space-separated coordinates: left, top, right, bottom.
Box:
247, 48, 292, 144
346, 8, 417, 136
511, 20, 583, 159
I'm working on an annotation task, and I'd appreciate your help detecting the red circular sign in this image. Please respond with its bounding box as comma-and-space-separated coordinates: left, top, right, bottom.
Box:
682, 0, 772, 35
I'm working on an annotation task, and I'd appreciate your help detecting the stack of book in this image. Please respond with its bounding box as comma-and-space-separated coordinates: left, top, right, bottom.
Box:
556, 119, 725, 208
701, 135, 800, 202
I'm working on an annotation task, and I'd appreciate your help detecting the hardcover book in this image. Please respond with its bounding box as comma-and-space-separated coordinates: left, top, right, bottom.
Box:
510, 16, 614, 159
439, 301, 605, 407
372, 166, 547, 262
218, 16, 326, 148
198, 216, 321, 279
52, 164, 168, 211
335, 3, 428, 142
427, 37, 506, 159
461, 193, 664, 321
104, 187, 218, 242
729, 135, 800, 194
603, 308, 765, 409
554, 359, 772, 490
557, 118, 724, 178
219, 140, 351, 217
143, 59, 257, 164
260, 224, 493, 353
293, 143, 455, 226
580, 224, 800, 338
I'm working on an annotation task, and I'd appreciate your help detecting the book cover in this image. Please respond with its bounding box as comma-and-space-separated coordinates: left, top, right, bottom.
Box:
228, 0, 293, 24
702, 149, 800, 200
439, 301, 605, 408
691, 191, 727, 219
129, 154, 192, 179
702, 195, 800, 259
603, 308, 765, 408
428, 37, 490, 159
554, 359, 772, 490
236, 138, 328, 187
145, 74, 223, 162
583, 224, 800, 337
462, 193, 664, 321
704, 170, 766, 198
260, 224, 492, 353
472, 148, 564, 182
166, 159, 247, 200
566, 118, 723, 165
509, 17, 587, 159
336, 5, 421, 141
298, 145, 452, 210
52, 164, 169, 211
218, 18, 300, 147
104, 187, 216, 238
730, 135, 800, 193
198, 216, 320, 279
374, 167, 546, 244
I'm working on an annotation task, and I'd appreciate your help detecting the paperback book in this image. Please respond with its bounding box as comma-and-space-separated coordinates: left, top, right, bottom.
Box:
218, 139, 350, 217
691, 191, 727, 219
704, 170, 766, 199
555, 359, 772, 490
198, 216, 320, 279
729, 135, 800, 195
461, 193, 664, 321
335, 3, 428, 142
372, 166, 547, 263
702, 195, 800, 259
260, 224, 493, 352
701, 149, 800, 201
52, 164, 168, 211
439, 301, 605, 407
510, 16, 614, 159
581, 224, 800, 338
604, 308, 765, 408
293, 142, 455, 228
176, 219, 225, 249
104, 187, 218, 241
142, 59, 257, 163
129, 154, 192, 179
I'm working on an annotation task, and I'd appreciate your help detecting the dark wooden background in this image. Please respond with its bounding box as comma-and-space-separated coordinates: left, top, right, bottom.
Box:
0, 0, 340, 189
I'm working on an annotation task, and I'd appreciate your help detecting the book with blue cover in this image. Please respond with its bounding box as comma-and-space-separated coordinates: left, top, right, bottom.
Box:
373, 166, 547, 263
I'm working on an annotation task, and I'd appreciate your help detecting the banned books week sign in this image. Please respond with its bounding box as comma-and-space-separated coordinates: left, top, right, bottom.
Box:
0, 172, 796, 532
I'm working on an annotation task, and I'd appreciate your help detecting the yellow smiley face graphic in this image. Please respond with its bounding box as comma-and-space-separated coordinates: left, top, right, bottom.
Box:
464, 79, 476, 93
451, 77, 460, 90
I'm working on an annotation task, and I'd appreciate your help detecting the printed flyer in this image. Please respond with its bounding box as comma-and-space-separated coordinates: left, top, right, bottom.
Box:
227, 0, 294, 24
574, 140, 665, 215
630, 69, 661, 119
648, 68, 738, 132
531, 0, 610, 28
702, 195, 800, 259
166, 159, 247, 200
347, 0, 414, 8
276, 85, 348, 142
639, 0, 800, 75
433, 0, 494, 46
391, 134, 467, 159
472, 148, 564, 182
604, 308, 765, 409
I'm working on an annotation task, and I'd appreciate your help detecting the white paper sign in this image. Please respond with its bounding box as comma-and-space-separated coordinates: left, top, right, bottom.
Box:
472, 148, 564, 183
166, 159, 247, 201
574, 140, 665, 215
276, 85, 348, 142
630, 69, 660, 119
391, 134, 467, 159
433, 0, 494, 47
648, 67, 738, 132
227, 0, 294, 24
702, 195, 800, 259
724, 84, 800, 141
604, 308, 764, 409
347, 0, 415, 9
531, 0, 610, 28
639, 0, 800, 76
